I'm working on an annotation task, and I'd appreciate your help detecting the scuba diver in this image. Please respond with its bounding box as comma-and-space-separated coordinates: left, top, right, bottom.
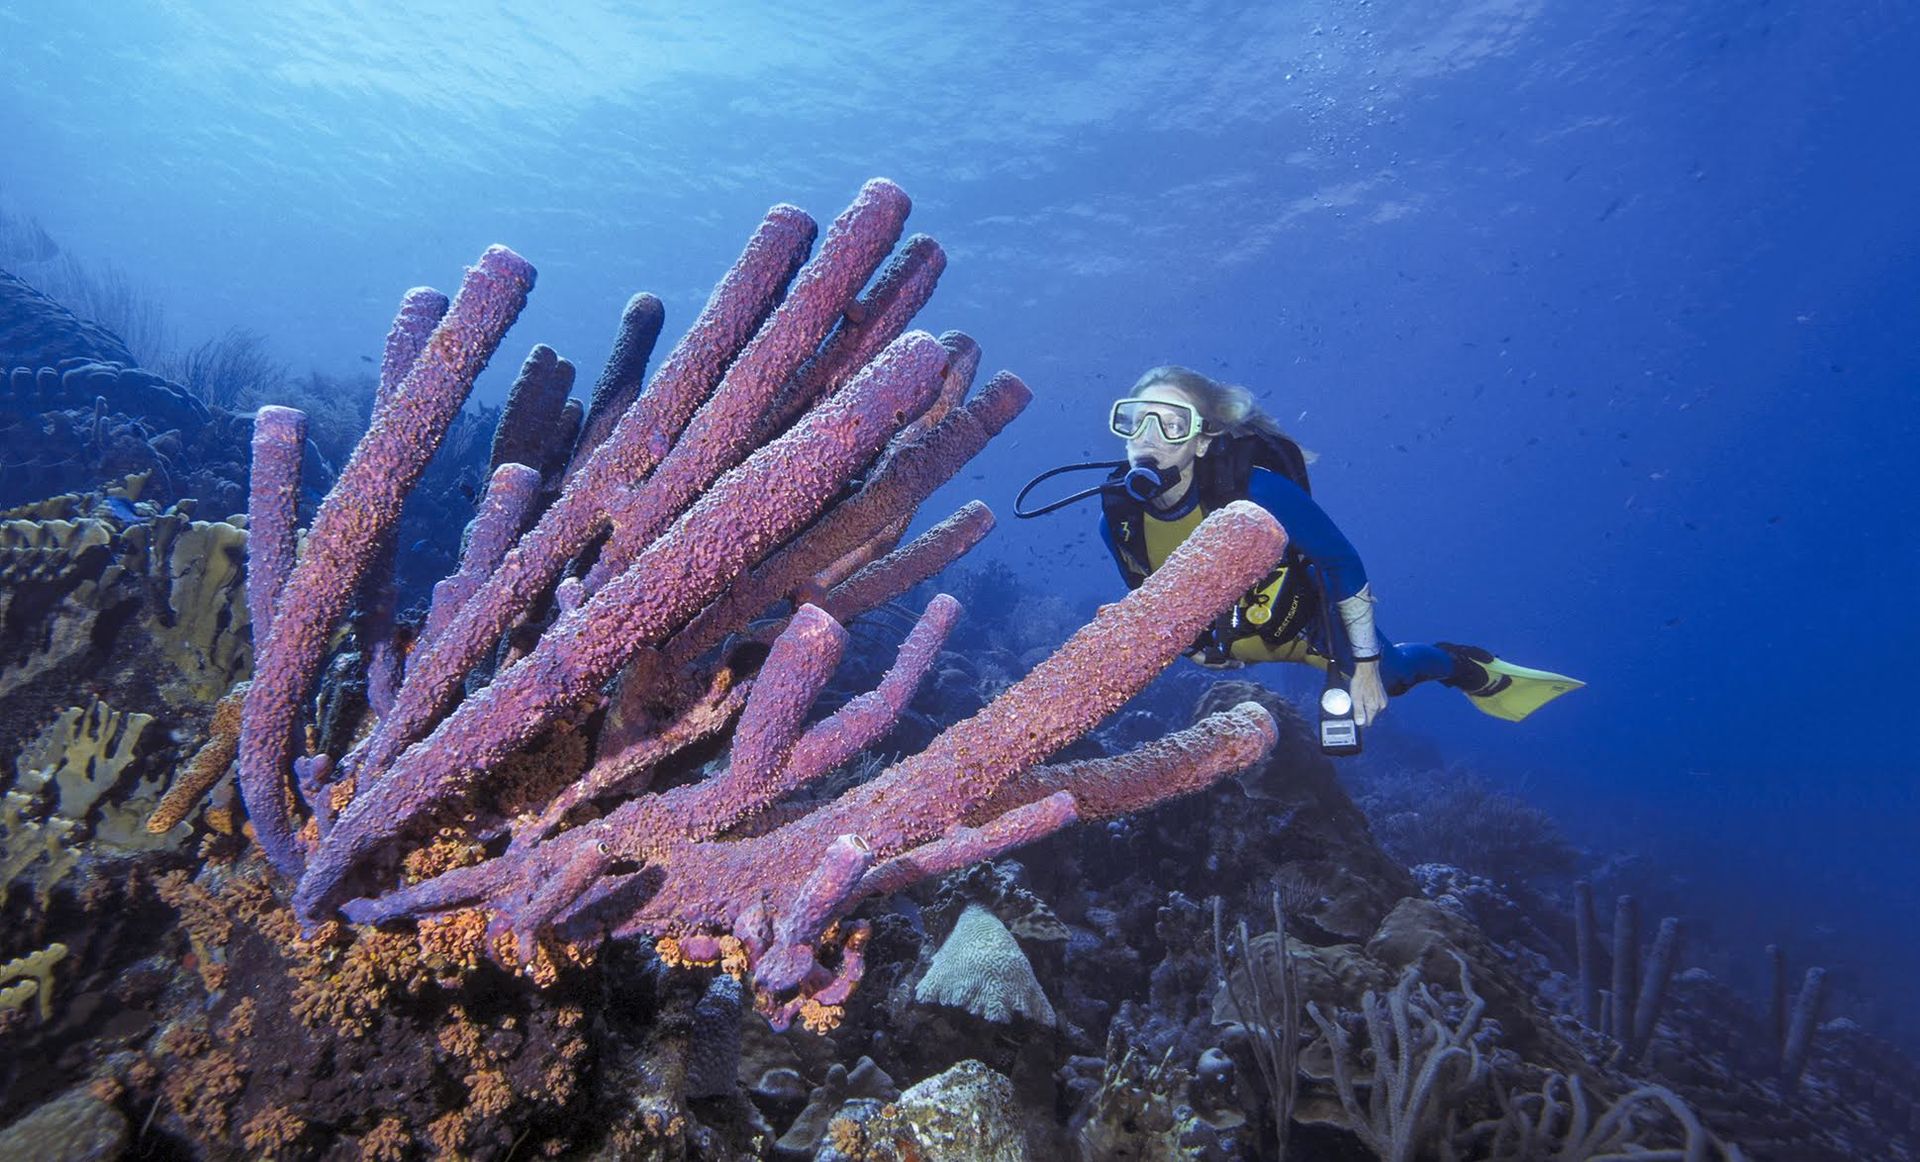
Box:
1017, 365, 1581, 745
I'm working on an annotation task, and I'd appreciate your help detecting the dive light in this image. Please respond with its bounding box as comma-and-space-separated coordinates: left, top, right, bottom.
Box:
1319, 672, 1361, 755
1313, 561, 1362, 755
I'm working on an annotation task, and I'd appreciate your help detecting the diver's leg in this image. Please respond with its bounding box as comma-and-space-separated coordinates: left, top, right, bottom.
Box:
1263, 621, 1451, 693
1377, 638, 1460, 697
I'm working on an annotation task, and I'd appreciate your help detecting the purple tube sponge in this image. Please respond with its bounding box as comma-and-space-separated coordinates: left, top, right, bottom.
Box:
421, 462, 544, 650
567, 291, 666, 476
294, 330, 949, 919
246, 405, 307, 647
820, 502, 995, 624
490, 343, 576, 482
332, 205, 818, 803
587, 179, 914, 588
378, 288, 451, 407
658, 371, 1028, 674
238, 246, 535, 875
362, 286, 452, 716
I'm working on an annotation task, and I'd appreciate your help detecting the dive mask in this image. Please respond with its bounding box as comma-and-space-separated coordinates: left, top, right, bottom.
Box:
1110, 397, 1202, 443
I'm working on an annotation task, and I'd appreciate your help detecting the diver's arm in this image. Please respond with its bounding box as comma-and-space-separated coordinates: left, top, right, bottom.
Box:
1348, 656, 1386, 725
1332, 582, 1388, 722
1245, 467, 1387, 699
1243, 471, 1379, 654
1336, 585, 1381, 662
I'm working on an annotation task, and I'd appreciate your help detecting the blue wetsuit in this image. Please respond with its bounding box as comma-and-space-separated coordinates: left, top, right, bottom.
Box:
1100, 465, 1458, 695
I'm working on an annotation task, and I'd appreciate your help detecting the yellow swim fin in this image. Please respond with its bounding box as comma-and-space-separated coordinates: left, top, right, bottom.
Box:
1464, 656, 1585, 722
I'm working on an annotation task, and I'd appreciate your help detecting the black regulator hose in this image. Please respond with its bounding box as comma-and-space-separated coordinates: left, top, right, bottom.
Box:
1014, 459, 1127, 517
1015, 459, 1184, 517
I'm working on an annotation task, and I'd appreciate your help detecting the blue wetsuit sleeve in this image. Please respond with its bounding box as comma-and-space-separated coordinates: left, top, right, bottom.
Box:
1244, 469, 1370, 600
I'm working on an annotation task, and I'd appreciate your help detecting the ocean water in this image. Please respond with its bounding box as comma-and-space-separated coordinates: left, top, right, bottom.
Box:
4, 0, 1918, 1134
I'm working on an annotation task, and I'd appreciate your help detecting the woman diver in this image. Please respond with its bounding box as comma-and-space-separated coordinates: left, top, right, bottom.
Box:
1028, 365, 1581, 730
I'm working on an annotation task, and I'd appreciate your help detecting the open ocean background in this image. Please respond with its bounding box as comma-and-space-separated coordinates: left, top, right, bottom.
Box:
5, 1, 1917, 1046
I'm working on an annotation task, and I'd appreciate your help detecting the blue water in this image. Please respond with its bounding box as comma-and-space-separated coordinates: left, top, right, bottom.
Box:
6, 2, 1917, 1038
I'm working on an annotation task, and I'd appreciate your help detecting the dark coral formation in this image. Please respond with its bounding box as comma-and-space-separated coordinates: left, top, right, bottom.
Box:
1, 268, 249, 512
0, 267, 139, 368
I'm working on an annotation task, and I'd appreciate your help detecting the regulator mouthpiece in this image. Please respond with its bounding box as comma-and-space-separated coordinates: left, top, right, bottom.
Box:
1124, 462, 1181, 503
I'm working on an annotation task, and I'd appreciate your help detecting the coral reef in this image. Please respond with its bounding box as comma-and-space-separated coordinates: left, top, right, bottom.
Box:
914, 902, 1056, 1025
0, 180, 1299, 1158
0, 941, 66, 1018
5, 181, 1918, 1162
1350, 762, 1579, 890
820, 1059, 1027, 1161
223, 179, 1285, 1038
0, 480, 253, 724
0, 266, 138, 368
3, 691, 186, 913
0, 1085, 126, 1159
1214, 891, 1301, 1155
1301, 952, 1493, 1161
1, 268, 251, 511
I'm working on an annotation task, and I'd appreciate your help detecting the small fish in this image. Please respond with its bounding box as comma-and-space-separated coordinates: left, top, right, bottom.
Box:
99, 496, 143, 523
360, 354, 374, 363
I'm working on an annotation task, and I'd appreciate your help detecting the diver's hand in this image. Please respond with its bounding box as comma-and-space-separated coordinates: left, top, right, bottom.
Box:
1351, 659, 1387, 725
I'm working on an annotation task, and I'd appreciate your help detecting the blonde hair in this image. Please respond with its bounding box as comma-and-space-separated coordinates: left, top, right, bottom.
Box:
1128, 365, 1314, 461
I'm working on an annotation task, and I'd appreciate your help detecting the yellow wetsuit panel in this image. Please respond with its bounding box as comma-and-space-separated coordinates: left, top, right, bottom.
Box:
1139, 503, 1207, 571
1231, 632, 1330, 667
